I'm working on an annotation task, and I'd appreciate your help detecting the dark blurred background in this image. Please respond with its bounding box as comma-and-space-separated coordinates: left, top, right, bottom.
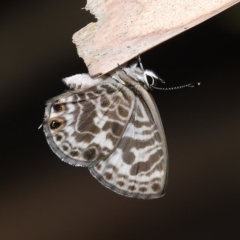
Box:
1, 1, 240, 239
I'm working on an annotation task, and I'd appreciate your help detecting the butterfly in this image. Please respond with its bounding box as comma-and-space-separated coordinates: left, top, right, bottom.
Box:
43, 60, 168, 199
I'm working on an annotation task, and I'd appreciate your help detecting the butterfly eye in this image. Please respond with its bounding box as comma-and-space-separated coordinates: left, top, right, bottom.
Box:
50, 119, 62, 130
53, 104, 63, 112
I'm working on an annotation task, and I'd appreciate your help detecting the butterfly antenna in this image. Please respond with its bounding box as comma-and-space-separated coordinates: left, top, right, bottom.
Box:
151, 82, 201, 90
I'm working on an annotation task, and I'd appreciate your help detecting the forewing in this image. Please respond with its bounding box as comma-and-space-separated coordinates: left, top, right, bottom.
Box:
90, 94, 167, 199
43, 80, 135, 167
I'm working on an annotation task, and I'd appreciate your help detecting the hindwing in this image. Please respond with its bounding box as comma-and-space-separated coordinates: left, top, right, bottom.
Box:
90, 81, 168, 199
44, 79, 135, 167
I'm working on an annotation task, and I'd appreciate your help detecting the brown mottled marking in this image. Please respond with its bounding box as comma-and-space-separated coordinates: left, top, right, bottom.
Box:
77, 101, 99, 133
102, 121, 111, 131
150, 177, 162, 183
87, 92, 95, 98
73, 133, 86, 143
130, 151, 159, 175
104, 132, 118, 146
89, 125, 101, 135
98, 152, 108, 161
118, 105, 129, 118
96, 163, 102, 170
82, 133, 95, 143
117, 174, 128, 180
117, 181, 124, 187
72, 132, 81, 142
152, 183, 161, 192
139, 187, 147, 193
55, 134, 62, 141
142, 130, 153, 135
113, 95, 122, 105
101, 84, 116, 94
53, 103, 64, 112
120, 136, 156, 150
123, 151, 135, 165
83, 147, 97, 161
119, 137, 133, 151
100, 96, 110, 108
104, 172, 112, 180
94, 88, 104, 95
76, 92, 86, 100
70, 151, 79, 157
134, 120, 152, 128
62, 145, 69, 151
128, 185, 136, 191
80, 90, 98, 100
105, 164, 118, 173
101, 146, 113, 154
112, 122, 124, 136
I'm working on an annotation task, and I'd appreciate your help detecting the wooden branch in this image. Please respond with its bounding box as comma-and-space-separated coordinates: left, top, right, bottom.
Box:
73, 0, 239, 77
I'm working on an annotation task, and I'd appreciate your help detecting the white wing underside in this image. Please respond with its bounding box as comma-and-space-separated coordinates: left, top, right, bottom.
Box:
44, 64, 168, 199
90, 92, 167, 199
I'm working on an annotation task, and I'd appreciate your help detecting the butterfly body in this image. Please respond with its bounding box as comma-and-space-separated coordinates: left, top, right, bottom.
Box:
43, 63, 168, 199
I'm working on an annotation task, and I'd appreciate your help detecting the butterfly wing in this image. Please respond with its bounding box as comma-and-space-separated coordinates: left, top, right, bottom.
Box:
90, 83, 168, 199
43, 79, 135, 167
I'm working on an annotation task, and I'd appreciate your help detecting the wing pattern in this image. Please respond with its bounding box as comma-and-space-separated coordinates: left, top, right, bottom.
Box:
43, 65, 168, 199
90, 86, 167, 199
44, 79, 135, 167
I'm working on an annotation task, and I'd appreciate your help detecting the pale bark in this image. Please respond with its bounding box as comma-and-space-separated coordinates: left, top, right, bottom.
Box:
73, 0, 239, 76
